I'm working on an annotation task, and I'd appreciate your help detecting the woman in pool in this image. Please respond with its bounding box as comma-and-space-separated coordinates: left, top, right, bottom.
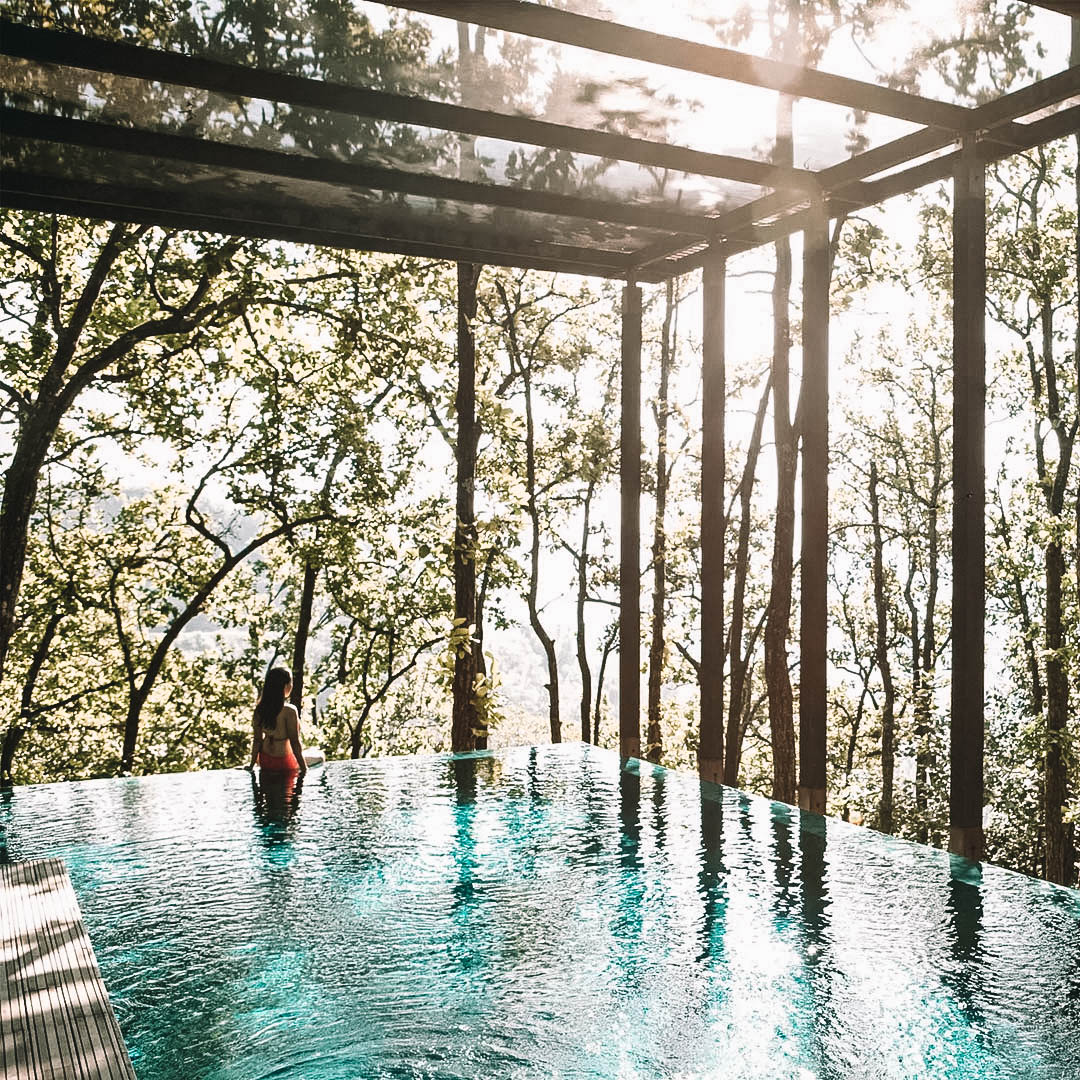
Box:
248, 666, 307, 776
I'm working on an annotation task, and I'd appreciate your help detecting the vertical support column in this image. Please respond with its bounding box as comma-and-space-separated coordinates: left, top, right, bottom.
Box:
699, 251, 725, 784
799, 209, 829, 814
950, 140, 986, 862
620, 281, 642, 760
451, 262, 480, 753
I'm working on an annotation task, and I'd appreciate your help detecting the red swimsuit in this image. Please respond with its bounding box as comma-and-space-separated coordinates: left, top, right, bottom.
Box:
257, 707, 301, 773
258, 744, 300, 773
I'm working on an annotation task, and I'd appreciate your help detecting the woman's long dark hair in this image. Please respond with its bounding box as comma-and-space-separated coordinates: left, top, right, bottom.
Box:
256, 666, 292, 730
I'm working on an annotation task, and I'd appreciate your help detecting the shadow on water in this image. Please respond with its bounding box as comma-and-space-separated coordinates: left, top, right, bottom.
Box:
797, 813, 834, 1077
770, 803, 798, 921
526, 744, 540, 801
449, 754, 496, 913
447, 753, 502, 994
764, 802, 837, 1076
614, 765, 646, 994
695, 783, 727, 966
618, 765, 641, 870
648, 767, 668, 853
451, 755, 478, 806
945, 855, 986, 1031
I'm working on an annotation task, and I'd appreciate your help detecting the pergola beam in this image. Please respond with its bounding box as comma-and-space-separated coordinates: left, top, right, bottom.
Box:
381, 1, 971, 130
643, 67, 1080, 274
973, 64, 1080, 129
1, 106, 710, 238
0, 171, 673, 281
0, 20, 814, 194
657, 101, 1080, 276
4, 18, 1077, 283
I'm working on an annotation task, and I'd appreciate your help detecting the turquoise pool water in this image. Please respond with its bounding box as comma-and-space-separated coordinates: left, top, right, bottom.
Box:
1, 744, 1078, 1079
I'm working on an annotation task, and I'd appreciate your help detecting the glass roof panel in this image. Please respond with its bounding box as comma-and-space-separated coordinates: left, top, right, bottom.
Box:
538, 0, 1074, 108
358, 5, 926, 168
1, 0, 935, 172
0, 56, 768, 216
1, 0, 1074, 275
0, 133, 684, 265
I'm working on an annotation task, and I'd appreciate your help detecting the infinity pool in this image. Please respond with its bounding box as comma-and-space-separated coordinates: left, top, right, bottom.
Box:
1, 744, 1078, 1079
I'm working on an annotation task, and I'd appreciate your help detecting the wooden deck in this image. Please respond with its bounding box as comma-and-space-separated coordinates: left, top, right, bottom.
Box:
1, 858, 136, 1079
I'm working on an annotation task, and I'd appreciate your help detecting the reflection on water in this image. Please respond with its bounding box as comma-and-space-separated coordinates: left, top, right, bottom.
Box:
1, 744, 1078, 1080
251, 769, 304, 832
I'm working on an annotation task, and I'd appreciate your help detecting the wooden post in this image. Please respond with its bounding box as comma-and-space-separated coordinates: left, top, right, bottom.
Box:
700, 251, 725, 784
451, 262, 481, 753
799, 209, 829, 814
950, 140, 986, 861
620, 282, 642, 760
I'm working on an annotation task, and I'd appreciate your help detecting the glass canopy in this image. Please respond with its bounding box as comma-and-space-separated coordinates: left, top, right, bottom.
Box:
533, 0, 1074, 106
0, 0, 1076, 278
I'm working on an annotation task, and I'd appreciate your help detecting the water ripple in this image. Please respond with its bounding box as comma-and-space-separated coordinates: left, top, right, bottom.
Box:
1, 745, 1078, 1080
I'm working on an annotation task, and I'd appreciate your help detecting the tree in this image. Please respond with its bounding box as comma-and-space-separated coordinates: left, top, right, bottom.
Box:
0, 216, 259, 689
320, 507, 448, 758
984, 140, 1078, 884
558, 393, 619, 744
646, 279, 678, 764
725, 369, 773, 785
482, 273, 604, 743
833, 318, 954, 844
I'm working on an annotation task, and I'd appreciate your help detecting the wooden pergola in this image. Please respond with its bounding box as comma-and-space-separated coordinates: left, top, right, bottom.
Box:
3, 0, 1079, 861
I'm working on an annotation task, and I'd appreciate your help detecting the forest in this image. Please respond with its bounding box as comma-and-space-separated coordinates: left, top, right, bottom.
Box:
0, 1, 1077, 889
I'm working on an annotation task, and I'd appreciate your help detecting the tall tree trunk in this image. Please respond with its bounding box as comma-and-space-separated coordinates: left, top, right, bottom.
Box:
451, 262, 481, 752
351, 702, 375, 759
0, 575, 67, 784
1075, 82, 1080, 831
646, 279, 675, 763
725, 371, 771, 785
0, 418, 56, 687
1071, 16, 1080, 885
290, 561, 318, 715
1038, 287, 1075, 884
841, 688, 868, 822
1025, 133, 1077, 884
0, 221, 132, 685
0, 727, 23, 786
1, 601, 67, 783
502, 284, 561, 744
764, 80, 798, 803
1045, 537, 1069, 883
593, 622, 617, 745
870, 462, 897, 833
921, 376, 943, 845
577, 478, 596, 742
289, 447, 345, 720
449, 25, 486, 753
473, 553, 492, 751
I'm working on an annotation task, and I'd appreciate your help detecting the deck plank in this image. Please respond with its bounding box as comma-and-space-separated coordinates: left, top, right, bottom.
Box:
0, 859, 136, 1080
